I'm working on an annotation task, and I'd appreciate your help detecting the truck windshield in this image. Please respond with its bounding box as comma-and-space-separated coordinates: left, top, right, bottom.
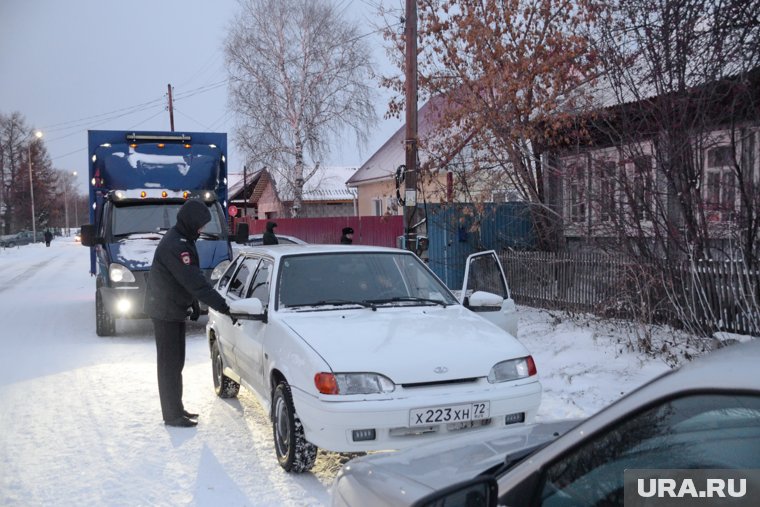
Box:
111, 202, 225, 237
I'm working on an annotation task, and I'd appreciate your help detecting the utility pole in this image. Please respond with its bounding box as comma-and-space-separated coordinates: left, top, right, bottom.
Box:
167, 84, 175, 132
243, 165, 248, 217
403, 0, 419, 253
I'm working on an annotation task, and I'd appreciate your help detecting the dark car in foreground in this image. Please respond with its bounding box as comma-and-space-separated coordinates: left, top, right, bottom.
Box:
332, 339, 760, 507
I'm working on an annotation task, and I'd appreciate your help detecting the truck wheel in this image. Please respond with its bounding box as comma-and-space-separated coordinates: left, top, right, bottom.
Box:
95, 289, 115, 336
211, 341, 239, 398
272, 382, 317, 473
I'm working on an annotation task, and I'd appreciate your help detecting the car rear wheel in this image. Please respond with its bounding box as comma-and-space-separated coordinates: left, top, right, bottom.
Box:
211, 341, 239, 398
273, 382, 317, 473
95, 289, 115, 336
6, 241, 15, 248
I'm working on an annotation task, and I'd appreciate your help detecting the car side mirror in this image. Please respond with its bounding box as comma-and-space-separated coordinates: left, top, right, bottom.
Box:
229, 297, 266, 321
467, 291, 504, 308
80, 224, 100, 247
234, 222, 249, 244
412, 476, 498, 507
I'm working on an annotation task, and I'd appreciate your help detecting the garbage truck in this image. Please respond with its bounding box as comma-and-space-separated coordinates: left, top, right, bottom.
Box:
80, 130, 248, 336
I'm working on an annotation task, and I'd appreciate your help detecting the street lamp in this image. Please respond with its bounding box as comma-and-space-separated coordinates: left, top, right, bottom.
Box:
27, 130, 43, 242
72, 171, 78, 233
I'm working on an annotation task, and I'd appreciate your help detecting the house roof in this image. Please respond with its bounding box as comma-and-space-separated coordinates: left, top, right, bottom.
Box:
347, 95, 448, 186
272, 165, 358, 202
228, 169, 263, 201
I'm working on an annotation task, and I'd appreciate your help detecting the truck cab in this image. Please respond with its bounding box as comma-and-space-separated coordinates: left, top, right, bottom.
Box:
81, 130, 245, 336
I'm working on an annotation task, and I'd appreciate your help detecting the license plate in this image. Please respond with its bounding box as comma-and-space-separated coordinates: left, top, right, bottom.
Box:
410, 401, 490, 427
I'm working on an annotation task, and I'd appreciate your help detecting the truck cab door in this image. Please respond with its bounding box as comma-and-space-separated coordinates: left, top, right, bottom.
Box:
460, 250, 518, 337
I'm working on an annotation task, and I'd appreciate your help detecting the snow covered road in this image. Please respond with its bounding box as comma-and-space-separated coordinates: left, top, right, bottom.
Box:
0, 239, 675, 506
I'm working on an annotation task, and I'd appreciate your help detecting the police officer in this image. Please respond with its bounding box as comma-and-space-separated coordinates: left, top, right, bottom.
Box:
145, 199, 231, 427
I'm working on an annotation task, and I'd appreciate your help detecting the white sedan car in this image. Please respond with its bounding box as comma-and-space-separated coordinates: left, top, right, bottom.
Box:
206, 245, 541, 472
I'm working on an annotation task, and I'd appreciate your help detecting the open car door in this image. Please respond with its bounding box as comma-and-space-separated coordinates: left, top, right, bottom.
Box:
460, 250, 518, 337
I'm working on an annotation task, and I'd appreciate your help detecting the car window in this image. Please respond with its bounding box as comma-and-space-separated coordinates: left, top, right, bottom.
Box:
246, 259, 273, 306
533, 394, 760, 507
217, 257, 243, 292
228, 258, 259, 299
466, 253, 509, 299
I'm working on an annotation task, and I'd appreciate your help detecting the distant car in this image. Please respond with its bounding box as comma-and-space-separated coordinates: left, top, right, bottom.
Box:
244, 233, 307, 246
331, 339, 760, 507
74, 232, 82, 243
0, 230, 41, 248
207, 245, 541, 473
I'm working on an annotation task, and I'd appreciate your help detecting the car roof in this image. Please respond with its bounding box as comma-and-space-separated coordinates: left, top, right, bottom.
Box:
235, 244, 407, 258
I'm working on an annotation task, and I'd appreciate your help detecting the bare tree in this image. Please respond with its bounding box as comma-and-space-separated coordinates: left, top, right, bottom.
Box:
0, 112, 56, 234
380, 0, 606, 248
225, 0, 377, 216
575, 0, 760, 336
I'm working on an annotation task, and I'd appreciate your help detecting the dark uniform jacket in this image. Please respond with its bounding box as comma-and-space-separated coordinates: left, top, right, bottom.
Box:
262, 221, 278, 245
144, 200, 229, 322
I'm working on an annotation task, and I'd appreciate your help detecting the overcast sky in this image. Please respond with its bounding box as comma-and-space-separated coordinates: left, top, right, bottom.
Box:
0, 0, 402, 194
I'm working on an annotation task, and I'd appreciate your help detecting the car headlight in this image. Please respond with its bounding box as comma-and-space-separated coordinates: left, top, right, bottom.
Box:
109, 263, 135, 283
210, 260, 230, 281
487, 356, 537, 383
314, 372, 395, 395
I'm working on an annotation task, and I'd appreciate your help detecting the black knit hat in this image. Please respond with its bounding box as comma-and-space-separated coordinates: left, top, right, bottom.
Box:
342, 227, 354, 235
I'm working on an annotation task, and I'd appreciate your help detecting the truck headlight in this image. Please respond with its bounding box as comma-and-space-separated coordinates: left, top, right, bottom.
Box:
314, 372, 395, 395
210, 260, 230, 281
487, 356, 537, 383
109, 263, 135, 283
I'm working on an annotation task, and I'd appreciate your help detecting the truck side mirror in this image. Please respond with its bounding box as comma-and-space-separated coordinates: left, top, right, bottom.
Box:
234, 222, 249, 244
80, 224, 96, 247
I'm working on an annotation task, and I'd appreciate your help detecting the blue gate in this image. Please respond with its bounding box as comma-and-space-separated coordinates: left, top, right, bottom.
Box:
422, 203, 536, 289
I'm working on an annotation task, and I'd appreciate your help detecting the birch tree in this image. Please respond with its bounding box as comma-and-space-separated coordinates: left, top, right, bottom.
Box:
225, 0, 376, 216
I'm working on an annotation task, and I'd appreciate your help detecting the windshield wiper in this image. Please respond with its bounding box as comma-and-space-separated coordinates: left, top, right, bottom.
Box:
287, 299, 377, 311
113, 232, 162, 239
365, 296, 448, 307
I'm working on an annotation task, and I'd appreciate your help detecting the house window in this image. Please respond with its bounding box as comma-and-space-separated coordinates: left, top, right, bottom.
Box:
567, 163, 587, 223
632, 156, 654, 221
372, 198, 383, 217
705, 145, 736, 222
594, 160, 616, 222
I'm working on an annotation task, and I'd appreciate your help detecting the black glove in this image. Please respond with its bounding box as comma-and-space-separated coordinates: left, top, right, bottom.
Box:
189, 300, 201, 321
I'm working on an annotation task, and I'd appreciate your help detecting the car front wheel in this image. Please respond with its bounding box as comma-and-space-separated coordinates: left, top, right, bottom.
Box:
95, 289, 115, 336
211, 341, 239, 398
272, 382, 317, 473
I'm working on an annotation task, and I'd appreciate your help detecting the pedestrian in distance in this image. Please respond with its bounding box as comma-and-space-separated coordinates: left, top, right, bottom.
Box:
263, 220, 279, 245
340, 226, 354, 244
144, 199, 232, 428
43, 230, 53, 247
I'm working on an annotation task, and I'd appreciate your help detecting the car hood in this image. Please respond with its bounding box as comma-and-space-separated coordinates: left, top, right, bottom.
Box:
333, 420, 580, 507
280, 305, 529, 384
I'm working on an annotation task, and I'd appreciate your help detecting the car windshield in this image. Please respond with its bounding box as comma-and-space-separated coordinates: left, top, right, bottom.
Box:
277, 252, 457, 310
111, 202, 225, 237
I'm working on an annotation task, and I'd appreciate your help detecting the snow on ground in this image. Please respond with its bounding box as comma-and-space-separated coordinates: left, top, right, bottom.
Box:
0, 238, 708, 506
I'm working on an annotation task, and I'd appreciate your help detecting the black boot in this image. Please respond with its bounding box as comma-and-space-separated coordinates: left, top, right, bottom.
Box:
183, 410, 199, 419
164, 415, 198, 427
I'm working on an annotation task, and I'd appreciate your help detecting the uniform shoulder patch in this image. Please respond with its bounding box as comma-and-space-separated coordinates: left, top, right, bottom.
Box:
180, 252, 191, 265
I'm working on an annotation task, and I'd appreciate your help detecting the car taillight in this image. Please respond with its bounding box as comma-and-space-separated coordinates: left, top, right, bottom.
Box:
527, 355, 537, 376
314, 372, 338, 394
